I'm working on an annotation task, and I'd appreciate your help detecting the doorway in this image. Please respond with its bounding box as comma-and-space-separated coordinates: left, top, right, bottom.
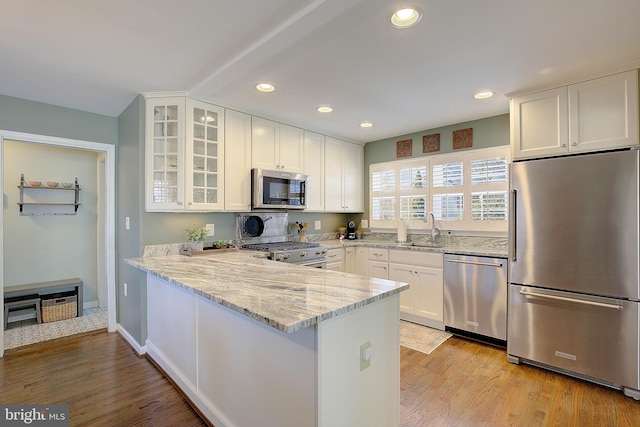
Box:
0, 130, 116, 357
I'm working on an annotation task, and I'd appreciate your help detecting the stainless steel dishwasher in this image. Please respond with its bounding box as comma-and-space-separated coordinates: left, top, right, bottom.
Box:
444, 254, 508, 342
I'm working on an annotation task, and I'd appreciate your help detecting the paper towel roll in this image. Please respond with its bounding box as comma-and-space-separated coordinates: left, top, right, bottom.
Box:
397, 220, 407, 242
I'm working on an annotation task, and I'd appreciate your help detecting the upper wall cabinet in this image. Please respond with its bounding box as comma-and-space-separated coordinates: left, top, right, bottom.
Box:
303, 131, 325, 211
325, 137, 364, 212
224, 110, 252, 211
145, 96, 225, 211
251, 117, 304, 173
511, 69, 639, 160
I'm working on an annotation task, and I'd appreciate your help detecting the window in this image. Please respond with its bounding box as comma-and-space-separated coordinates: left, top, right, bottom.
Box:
370, 158, 428, 228
369, 146, 509, 232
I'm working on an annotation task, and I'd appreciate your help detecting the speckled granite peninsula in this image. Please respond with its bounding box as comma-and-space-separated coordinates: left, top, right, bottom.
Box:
126, 251, 409, 427
126, 251, 408, 333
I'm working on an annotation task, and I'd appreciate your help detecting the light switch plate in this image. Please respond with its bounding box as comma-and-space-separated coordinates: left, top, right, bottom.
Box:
360, 341, 372, 371
206, 224, 215, 236
361, 219, 368, 229
314, 220, 321, 230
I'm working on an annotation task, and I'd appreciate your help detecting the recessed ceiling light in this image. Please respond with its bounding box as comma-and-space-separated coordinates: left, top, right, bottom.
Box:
360, 122, 373, 128
474, 91, 494, 99
256, 83, 275, 93
390, 7, 423, 28
317, 106, 333, 113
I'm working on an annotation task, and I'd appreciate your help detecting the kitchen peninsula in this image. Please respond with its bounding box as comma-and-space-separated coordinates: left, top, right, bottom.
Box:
126, 251, 409, 427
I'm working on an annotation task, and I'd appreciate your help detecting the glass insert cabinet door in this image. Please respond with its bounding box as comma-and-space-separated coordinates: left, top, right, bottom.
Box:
185, 99, 225, 210
147, 98, 185, 210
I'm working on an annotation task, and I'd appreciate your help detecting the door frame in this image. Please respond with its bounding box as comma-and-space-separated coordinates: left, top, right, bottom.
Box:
0, 130, 116, 357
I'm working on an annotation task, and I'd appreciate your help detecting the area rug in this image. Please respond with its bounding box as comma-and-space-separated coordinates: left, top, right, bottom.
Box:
400, 320, 452, 355
4, 306, 108, 350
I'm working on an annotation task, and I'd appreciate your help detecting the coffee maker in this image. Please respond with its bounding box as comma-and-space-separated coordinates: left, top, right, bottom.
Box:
347, 220, 357, 240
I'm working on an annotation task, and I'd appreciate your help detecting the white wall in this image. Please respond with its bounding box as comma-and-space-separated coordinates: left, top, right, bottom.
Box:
3, 140, 99, 306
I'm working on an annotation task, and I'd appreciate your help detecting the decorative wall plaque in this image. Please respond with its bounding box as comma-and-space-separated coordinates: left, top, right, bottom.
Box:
422, 133, 440, 153
453, 128, 473, 149
396, 139, 412, 158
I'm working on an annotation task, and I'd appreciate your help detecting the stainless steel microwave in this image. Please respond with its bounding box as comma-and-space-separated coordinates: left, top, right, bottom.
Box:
252, 168, 308, 209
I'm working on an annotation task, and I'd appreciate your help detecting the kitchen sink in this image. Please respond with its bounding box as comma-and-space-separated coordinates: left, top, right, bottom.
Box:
398, 242, 444, 249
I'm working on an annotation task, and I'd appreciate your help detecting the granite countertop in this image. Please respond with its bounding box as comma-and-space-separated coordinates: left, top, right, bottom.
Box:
320, 238, 508, 258
125, 251, 409, 334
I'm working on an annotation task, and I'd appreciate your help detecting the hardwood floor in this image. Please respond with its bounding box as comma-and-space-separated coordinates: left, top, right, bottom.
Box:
401, 336, 640, 426
0, 331, 206, 426
1, 331, 638, 426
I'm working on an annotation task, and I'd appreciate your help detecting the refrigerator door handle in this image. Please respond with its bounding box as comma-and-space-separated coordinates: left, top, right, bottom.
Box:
519, 289, 623, 310
510, 189, 517, 262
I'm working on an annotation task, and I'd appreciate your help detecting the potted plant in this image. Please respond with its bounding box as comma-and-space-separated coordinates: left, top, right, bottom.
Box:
185, 225, 208, 252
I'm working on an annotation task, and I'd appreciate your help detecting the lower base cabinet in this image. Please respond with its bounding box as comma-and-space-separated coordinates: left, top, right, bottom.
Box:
325, 247, 344, 271
389, 250, 444, 329
146, 273, 401, 427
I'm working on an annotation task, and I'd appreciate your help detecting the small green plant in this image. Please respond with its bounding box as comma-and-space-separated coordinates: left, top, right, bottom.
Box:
185, 225, 208, 242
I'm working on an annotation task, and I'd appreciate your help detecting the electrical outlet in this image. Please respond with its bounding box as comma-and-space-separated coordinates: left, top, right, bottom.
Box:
361, 219, 368, 229
125, 217, 130, 230
206, 224, 215, 236
360, 341, 374, 371
314, 220, 321, 230
123, 283, 128, 297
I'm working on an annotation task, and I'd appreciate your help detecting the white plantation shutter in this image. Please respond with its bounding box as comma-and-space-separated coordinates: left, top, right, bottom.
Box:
369, 146, 509, 231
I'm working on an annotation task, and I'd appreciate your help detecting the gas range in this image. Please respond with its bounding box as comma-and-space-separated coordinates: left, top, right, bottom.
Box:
242, 241, 328, 265
236, 212, 328, 268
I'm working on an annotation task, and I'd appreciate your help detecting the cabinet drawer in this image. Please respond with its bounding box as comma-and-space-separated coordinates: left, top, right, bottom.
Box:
389, 249, 442, 268
325, 248, 344, 262
368, 248, 388, 261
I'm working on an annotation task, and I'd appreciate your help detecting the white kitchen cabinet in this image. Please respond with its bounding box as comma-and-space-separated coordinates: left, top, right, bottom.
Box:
224, 109, 252, 211
325, 247, 344, 272
145, 96, 186, 211
511, 70, 639, 160
304, 131, 325, 211
252, 117, 304, 173
368, 261, 389, 280
356, 247, 369, 276
324, 137, 364, 212
184, 99, 225, 210
145, 96, 225, 211
368, 248, 388, 279
389, 250, 444, 328
345, 247, 356, 273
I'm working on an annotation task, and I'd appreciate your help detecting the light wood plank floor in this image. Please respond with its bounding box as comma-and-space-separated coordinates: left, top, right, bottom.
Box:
1, 331, 639, 426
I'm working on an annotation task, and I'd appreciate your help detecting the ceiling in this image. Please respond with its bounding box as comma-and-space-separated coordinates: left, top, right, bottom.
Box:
1, 0, 639, 144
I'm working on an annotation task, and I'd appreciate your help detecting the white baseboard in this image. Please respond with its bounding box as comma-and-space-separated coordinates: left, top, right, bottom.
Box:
116, 323, 147, 356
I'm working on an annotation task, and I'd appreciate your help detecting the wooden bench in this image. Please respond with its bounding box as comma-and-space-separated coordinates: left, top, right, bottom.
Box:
4, 278, 83, 326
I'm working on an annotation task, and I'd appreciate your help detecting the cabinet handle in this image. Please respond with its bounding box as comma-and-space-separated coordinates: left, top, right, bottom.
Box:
519, 289, 623, 310
561, 143, 567, 147
177, 201, 183, 206
571, 142, 577, 146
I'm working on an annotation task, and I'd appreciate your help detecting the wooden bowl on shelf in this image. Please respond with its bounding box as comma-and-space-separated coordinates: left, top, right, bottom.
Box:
28, 181, 41, 187
47, 181, 59, 188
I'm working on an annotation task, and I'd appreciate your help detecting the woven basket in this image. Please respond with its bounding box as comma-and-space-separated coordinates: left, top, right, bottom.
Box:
41, 295, 77, 323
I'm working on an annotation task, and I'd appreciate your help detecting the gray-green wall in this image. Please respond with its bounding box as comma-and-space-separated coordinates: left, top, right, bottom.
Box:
0, 94, 118, 145
363, 114, 510, 226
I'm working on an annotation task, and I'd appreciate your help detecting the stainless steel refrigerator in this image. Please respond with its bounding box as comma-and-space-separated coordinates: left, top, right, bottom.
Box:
508, 148, 640, 400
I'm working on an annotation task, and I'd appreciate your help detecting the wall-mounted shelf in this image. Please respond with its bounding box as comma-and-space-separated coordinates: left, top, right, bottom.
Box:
17, 174, 81, 216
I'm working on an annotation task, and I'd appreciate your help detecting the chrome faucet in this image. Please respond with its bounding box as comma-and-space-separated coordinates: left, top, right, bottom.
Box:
424, 211, 440, 243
